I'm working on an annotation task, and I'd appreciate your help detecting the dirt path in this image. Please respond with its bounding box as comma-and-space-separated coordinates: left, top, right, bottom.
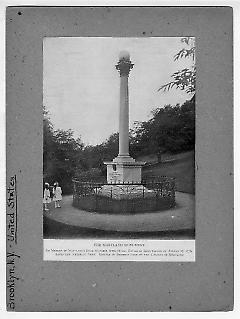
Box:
44, 192, 195, 233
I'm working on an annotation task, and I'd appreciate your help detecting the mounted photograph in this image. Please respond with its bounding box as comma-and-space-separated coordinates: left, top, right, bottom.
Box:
43, 37, 195, 261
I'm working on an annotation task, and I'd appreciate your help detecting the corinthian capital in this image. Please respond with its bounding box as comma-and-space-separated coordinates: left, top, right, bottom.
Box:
116, 51, 134, 77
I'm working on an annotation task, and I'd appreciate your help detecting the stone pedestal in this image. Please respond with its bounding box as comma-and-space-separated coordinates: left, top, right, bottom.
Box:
97, 184, 155, 200
104, 156, 145, 184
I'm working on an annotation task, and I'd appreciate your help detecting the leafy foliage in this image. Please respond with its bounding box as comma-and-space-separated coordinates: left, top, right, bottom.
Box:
158, 37, 196, 94
131, 97, 195, 156
159, 68, 196, 93
74, 168, 106, 183
174, 37, 195, 61
43, 108, 85, 194
43, 96, 195, 193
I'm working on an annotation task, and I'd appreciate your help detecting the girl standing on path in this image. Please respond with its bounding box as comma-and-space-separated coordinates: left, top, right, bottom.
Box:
43, 183, 51, 211
53, 182, 62, 208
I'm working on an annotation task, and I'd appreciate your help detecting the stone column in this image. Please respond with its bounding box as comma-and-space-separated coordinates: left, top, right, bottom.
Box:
104, 51, 145, 183
116, 51, 134, 158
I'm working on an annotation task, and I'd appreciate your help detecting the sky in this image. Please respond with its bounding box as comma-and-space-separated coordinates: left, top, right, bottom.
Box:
43, 37, 194, 145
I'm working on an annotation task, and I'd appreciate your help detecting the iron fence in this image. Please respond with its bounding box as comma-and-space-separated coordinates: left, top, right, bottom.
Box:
72, 177, 175, 214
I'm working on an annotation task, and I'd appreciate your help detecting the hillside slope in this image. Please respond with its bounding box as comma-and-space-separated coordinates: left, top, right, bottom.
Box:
142, 151, 195, 194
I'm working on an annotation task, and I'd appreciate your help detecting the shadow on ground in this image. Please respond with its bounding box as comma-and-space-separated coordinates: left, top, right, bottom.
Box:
43, 215, 195, 240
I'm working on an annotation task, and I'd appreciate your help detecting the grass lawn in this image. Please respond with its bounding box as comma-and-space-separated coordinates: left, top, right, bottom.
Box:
142, 151, 195, 194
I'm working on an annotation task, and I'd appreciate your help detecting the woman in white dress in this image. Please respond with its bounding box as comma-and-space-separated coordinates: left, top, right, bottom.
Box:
43, 183, 51, 211
53, 182, 62, 208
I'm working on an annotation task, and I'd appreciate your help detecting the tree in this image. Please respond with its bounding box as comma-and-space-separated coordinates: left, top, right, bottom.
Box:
43, 107, 85, 194
43, 106, 55, 181
158, 37, 196, 95
130, 99, 195, 156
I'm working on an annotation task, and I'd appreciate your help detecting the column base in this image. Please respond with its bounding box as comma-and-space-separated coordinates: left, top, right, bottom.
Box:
104, 158, 145, 184
113, 155, 136, 163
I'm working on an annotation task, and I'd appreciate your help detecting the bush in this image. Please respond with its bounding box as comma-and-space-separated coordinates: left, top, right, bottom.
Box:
74, 168, 106, 183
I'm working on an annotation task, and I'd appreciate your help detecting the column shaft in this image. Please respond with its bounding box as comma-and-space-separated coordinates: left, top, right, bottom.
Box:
119, 75, 129, 156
